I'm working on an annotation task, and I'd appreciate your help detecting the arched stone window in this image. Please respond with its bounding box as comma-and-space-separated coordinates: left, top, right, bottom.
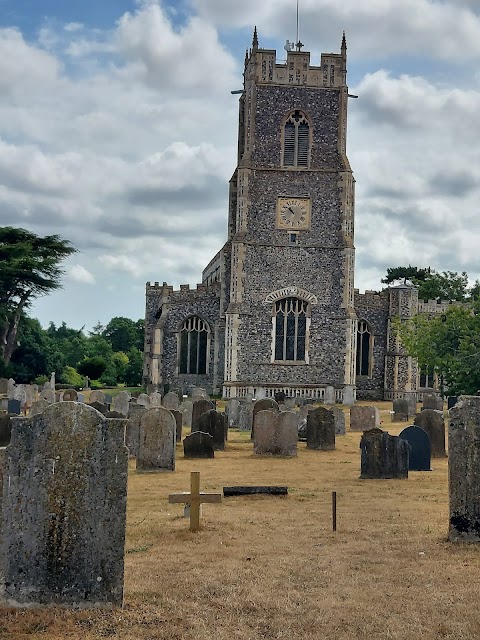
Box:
356, 320, 373, 377
273, 297, 309, 362
283, 110, 310, 168
179, 316, 209, 374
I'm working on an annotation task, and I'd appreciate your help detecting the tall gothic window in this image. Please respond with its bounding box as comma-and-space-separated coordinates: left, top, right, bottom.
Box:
273, 298, 308, 361
356, 320, 372, 377
179, 316, 209, 374
283, 110, 309, 167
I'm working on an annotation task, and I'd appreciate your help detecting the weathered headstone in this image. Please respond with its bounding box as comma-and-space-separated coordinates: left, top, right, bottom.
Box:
332, 407, 346, 435
89, 390, 105, 404
106, 411, 125, 419
0, 412, 12, 446
299, 403, 315, 419
360, 428, 409, 479
180, 399, 193, 429
350, 406, 380, 432
89, 401, 109, 415
422, 393, 443, 411
252, 398, 279, 438
40, 388, 55, 403
413, 409, 446, 458
7, 399, 21, 415
306, 407, 335, 451
183, 431, 215, 458
112, 391, 130, 416
126, 405, 146, 457
136, 393, 151, 409
284, 397, 295, 409
62, 389, 78, 402
7, 378, 15, 398
226, 398, 241, 427
13, 385, 26, 408
171, 409, 183, 442
342, 385, 355, 406
449, 397, 480, 541
399, 425, 431, 471
163, 391, 180, 411
392, 399, 409, 422
254, 410, 297, 456
191, 399, 214, 432
198, 410, 227, 451
255, 388, 267, 401
137, 407, 176, 472
149, 391, 162, 407
404, 392, 417, 418
238, 399, 253, 431
29, 399, 50, 417
324, 386, 335, 405
1, 403, 128, 607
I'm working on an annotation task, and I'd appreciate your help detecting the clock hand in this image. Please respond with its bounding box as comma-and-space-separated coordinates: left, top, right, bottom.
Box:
287, 207, 296, 215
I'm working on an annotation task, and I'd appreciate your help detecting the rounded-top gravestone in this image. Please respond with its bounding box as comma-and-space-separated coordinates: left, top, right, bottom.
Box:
191, 399, 214, 432
89, 390, 105, 404
137, 407, 176, 472
399, 425, 431, 471
62, 389, 78, 402
252, 398, 279, 438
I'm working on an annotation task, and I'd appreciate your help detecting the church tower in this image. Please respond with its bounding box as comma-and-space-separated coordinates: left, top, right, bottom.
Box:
223, 30, 356, 400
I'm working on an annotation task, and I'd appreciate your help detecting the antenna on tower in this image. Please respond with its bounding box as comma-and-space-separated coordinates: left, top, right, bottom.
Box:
295, 0, 304, 51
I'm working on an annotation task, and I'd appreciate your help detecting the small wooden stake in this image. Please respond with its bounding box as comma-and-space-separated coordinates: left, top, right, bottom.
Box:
169, 471, 222, 532
332, 491, 337, 532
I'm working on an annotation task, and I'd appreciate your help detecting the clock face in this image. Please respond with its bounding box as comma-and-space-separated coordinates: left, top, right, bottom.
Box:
277, 197, 311, 230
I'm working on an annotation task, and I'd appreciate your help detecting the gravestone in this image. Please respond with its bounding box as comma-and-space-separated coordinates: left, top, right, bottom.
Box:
180, 399, 193, 429
137, 407, 176, 472
392, 399, 409, 422
49, 371, 55, 389
284, 397, 295, 409
255, 388, 266, 401
413, 409, 446, 458
252, 398, 279, 438
447, 396, 458, 410
399, 425, 431, 471
104, 393, 113, 405
106, 411, 125, 418
126, 405, 146, 457
422, 393, 443, 411
89, 401, 109, 415
77, 393, 85, 403
7, 399, 21, 415
237, 399, 253, 431
404, 392, 417, 418
89, 390, 105, 404
449, 397, 480, 541
149, 391, 162, 407
1, 403, 128, 607
198, 410, 227, 451
274, 391, 286, 403
171, 409, 183, 442
342, 385, 355, 406
189, 387, 207, 399
13, 385, 26, 408
163, 391, 180, 411
112, 391, 130, 416
350, 406, 380, 432
299, 403, 315, 420
40, 388, 55, 403
62, 389, 78, 402
55, 391, 63, 402
332, 407, 346, 435
29, 399, 50, 417
136, 393, 150, 409
183, 431, 215, 458
226, 398, 241, 427
306, 407, 336, 451
24, 385, 35, 409
360, 428, 410, 479
324, 386, 335, 405
191, 399, 214, 432
253, 410, 297, 456
0, 412, 12, 446
7, 378, 15, 398
0, 378, 8, 395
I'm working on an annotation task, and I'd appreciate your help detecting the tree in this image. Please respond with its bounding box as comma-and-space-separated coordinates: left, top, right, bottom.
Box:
8, 316, 64, 383
381, 265, 431, 286
382, 265, 469, 302
77, 356, 107, 381
0, 227, 76, 366
103, 317, 144, 353
124, 348, 143, 386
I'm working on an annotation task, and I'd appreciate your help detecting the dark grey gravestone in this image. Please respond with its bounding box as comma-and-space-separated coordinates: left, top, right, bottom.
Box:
7, 399, 21, 415
137, 407, 176, 472
399, 425, 431, 471
447, 396, 458, 410
198, 410, 227, 451
360, 428, 410, 479
183, 431, 214, 458
392, 399, 409, 422
0, 412, 12, 446
191, 399, 214, 432
89, 401, 109, 415
332, 407, 346, 435
306, 407, 335, 451
106, 411, 125, 418
414, 409, 446, 458
449, 397, 480, 541
422, 393, 443, 411
1, 402, 128, 607
171, 409, 183, 442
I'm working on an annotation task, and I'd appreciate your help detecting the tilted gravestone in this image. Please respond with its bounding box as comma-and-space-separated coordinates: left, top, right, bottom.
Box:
171, 409, 183, 442
306, 407, 335, 451
29, 399, 50, 417
89, 390, 105, 404
183, 431, 215, 458
332, 407, 346, 435
449, 397, 480, 541
253, 410, 297, 457
62, 389, 78, 402
360, 428, 410, 479
163, 391, 180, 411
392, 399, 409, 422
399, 425, 431, 471
198, 410, 227, 451
251, 398, 279, 438
350, 406, 380, 432
126, 405, 146, 458
414, 409, 446, 458
191, 399, 214, 432
137, 407, 176, 472
0, 411, 12, 446
112, 391, 130, 416
1, 403, 128, 607
422, 393, 443, 411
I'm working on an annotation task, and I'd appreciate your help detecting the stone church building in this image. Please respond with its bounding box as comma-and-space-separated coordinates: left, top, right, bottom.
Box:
143, 30, 445, 401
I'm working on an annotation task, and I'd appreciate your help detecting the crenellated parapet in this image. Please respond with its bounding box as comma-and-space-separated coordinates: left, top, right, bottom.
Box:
354, 289, 389, 311
418, 299, 452, 315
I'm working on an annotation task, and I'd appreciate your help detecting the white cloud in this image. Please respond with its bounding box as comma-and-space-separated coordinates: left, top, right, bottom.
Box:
68, 265, 96, 284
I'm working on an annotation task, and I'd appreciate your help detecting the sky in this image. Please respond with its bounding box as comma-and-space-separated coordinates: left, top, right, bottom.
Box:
1, 0, 480, 331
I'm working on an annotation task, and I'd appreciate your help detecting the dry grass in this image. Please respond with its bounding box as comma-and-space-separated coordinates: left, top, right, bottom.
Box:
2, 401, 480, 640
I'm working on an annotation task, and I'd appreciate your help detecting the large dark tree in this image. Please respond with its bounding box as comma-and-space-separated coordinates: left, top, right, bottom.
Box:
0, 227, 76, 366
382, 265, 470, 302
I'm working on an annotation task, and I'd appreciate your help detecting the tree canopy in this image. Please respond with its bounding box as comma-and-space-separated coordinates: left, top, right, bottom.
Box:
382, 265, 474, 302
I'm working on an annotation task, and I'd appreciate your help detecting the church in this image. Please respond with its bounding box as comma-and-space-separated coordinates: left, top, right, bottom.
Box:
143, 30, 445, 401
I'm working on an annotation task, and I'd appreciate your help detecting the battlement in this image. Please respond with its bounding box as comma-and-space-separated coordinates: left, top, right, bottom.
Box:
418, 299, 451, 314
146, 281, 220, 298
354, 289, 388, 310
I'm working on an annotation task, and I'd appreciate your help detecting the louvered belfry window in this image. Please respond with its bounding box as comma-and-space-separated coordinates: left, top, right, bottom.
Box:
283, 110, 309, 167
179, 316, 209, 374
274, 298, 308, 361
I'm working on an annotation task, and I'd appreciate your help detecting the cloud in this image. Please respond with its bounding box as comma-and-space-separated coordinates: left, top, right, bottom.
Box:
68, 265, 96, 284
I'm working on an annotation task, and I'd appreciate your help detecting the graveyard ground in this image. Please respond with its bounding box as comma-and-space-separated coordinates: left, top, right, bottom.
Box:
2, 401, 479, 640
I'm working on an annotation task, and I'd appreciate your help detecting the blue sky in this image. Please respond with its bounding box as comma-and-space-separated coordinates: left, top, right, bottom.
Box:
0, 0, 479, 330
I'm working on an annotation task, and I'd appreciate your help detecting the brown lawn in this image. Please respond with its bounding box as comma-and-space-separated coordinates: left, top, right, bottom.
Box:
2, 401, 480, 640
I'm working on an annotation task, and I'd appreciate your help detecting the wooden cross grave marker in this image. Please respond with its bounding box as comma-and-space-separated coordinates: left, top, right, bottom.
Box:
168, 471, 222, 532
